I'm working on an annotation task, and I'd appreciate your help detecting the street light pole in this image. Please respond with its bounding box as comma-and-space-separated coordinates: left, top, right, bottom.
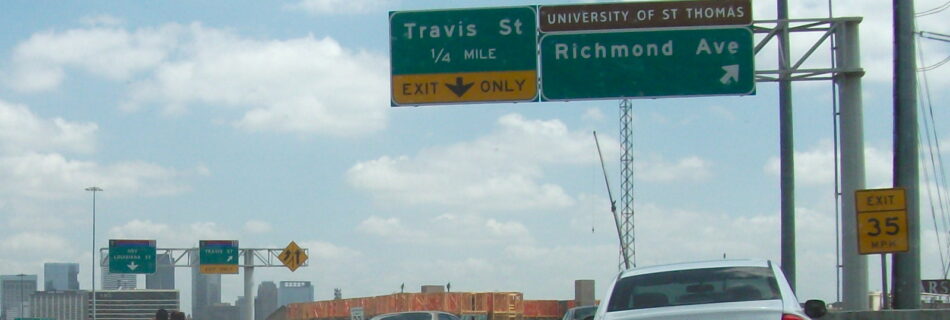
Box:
85, 186, 102, 320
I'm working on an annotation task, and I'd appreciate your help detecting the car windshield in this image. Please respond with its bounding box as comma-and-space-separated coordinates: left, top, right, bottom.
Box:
606, 266, 781, 311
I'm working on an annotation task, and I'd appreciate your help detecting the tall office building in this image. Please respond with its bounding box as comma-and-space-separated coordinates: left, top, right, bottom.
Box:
31, 290, 88, 320
44, 263, 80, 291
277, 281, 313, 307
192, 255, 222, 320
146, 253, 175, 289
237, 296, 249, 320
205, 303, 239, 320
255, 281, 278, 320
1, 274, 38, 320
100, 265, 136, 290
90, 290, 179, 320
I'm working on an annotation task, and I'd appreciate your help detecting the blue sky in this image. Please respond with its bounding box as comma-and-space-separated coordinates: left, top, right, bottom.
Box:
0, 0, 949, 315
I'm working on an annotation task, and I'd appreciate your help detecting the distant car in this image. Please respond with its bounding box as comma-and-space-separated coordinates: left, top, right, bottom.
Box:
593, 259, 827, 320
370, 311, 461, 320
562, 305, 598, 320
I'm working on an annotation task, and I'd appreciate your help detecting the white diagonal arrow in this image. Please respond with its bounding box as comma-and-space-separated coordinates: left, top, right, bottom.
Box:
128, 261, 139, 271
720, 64, 739, 85
227, 255, 234, 262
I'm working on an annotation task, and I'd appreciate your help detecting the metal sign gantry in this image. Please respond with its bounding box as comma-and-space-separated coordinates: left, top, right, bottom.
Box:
99, 246, 309, 320
100, 247, 309, 268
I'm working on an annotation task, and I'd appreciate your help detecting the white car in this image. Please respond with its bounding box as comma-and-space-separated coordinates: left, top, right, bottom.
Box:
592, 259, 826, 320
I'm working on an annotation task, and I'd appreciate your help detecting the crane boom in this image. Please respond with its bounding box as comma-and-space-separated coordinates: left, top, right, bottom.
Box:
594, 131, 631, 270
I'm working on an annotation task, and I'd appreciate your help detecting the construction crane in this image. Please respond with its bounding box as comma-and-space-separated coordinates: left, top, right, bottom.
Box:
594, 121, 632, 270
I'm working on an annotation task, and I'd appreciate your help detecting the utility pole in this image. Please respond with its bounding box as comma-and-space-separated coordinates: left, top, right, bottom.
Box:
777, 0, 796, 292
891, 0, 921, 309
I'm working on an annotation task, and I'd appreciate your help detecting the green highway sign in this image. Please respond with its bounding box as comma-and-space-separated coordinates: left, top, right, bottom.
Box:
199, 240, 239, 274
389, 6, 538, 105
108, 239, 156, 274
539, 27, 755, 101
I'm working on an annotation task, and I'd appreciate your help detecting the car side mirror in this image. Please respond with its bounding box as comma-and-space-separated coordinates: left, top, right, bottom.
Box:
803, 300, 827, 319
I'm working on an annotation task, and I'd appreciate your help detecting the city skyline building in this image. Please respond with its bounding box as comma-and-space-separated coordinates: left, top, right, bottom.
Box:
90, 290, 179, 320
146, 253, 175, 290
0, 274, 38, 320
31, 290, 88, 320
277, 281, 313, 307
100, 265, 136, 290
256, 281, 278, 320
44, 263, 80, 291
192, 254, 222, 320
205, 302, 239, 320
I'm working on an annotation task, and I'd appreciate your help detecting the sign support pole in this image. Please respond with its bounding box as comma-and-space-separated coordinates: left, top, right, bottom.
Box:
777, 0, 797, 293
243, 250, 255, 320
881, 254, 889, 309
891, 0, 921, 309
837, 19, 869, 311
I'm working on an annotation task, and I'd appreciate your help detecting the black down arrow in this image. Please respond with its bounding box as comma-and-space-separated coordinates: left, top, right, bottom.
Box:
445, 77, 474, 97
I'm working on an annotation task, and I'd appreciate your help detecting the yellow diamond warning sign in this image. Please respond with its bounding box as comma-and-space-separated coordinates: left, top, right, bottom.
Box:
278, 241, 308, 272
392, 71, 537, 105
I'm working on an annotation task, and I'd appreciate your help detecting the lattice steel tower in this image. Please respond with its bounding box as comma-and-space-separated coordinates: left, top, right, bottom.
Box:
619, 99, 635, 268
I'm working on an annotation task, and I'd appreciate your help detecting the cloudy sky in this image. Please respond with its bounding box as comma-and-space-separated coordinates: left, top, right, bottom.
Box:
1, 0, 949, 314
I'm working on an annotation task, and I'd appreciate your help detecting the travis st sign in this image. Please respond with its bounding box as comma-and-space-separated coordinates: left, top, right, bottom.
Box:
108, 239, 156, 274
390, 6, 538, 105
199, 240, 239, 274
540, 27, 755, 101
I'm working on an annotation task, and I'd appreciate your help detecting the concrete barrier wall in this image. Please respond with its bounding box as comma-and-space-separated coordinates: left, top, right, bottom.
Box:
823, 310, 950, 320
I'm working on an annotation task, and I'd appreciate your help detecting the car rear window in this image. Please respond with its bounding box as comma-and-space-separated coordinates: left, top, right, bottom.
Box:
606, 266, 782, 311
571, 306, 597, 320
381, 313, 433, 320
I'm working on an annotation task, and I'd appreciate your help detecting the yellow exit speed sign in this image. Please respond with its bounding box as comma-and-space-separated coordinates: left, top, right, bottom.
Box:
855, 188, 909, 255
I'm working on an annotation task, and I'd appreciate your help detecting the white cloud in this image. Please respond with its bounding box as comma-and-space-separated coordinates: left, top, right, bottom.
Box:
300, 240, 363, 262
5, 23, 389, 136
0, 99, 98, 154
582, 107, 605, 121
764, 140, 892, 188
349, 114, 717, 211
108, 220, 233, 247
636, 155, 712, 182
125, 27, 389, 135
0, 232, 71, 252
348, 114, 592, 212
7, 25, 180, 92
288, 0, 392, 15
358, 216, 411, 238
79, 14, 125, 27
243, 220, 273, 234
0, 153, 194, 199
359, 214, 532, 246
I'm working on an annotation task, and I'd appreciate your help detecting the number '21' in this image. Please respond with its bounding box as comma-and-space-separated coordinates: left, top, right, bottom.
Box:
867, 217, 900, 236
